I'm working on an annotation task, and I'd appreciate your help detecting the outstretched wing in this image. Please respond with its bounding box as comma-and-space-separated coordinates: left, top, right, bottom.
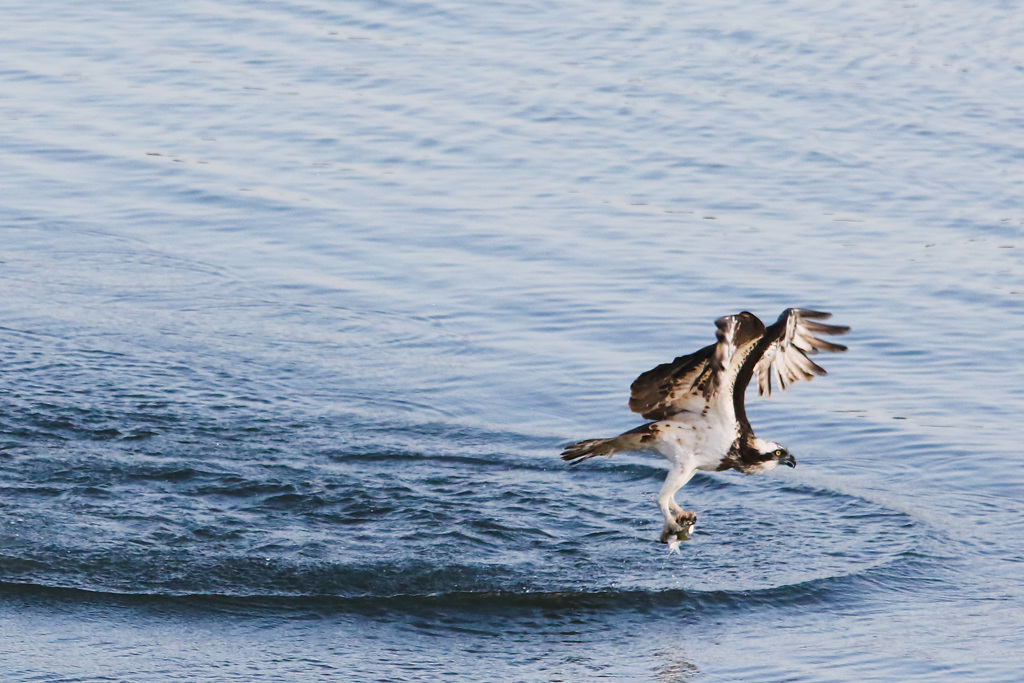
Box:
628, 312, 766, 420
751, 309, 849, 397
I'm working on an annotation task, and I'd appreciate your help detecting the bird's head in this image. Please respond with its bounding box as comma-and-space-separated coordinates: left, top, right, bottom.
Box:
745, 438, 797, 473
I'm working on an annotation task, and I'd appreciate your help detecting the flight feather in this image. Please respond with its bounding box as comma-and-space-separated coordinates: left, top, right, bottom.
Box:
753, 308, 850, 397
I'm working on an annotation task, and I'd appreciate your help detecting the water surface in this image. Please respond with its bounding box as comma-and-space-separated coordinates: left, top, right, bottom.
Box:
1, 0, 1023, 679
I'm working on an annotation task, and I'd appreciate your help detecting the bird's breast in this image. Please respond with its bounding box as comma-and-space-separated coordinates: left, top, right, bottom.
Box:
648, 418, 736, 469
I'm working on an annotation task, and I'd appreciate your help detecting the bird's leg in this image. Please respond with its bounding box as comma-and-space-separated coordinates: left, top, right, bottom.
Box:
657, 465, 697, 543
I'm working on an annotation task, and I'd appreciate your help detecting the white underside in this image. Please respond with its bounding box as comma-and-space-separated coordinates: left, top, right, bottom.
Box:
647, 411, 738, 471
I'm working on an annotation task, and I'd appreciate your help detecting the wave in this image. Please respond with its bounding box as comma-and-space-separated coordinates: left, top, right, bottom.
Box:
0, 434, 929, 612
0, 506, 933, 609
0, 340, 934, 618
0, 550, 925, 617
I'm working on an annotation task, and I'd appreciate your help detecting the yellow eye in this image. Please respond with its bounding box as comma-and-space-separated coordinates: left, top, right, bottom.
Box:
774, 449, 784, 457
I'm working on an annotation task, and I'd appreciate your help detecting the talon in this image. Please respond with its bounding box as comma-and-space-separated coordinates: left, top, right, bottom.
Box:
659, 522, 682, 544
660, 511, 697, 544
675, 510, 697, 535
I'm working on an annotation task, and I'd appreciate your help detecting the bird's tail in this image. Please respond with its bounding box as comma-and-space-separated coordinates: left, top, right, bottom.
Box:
561, 423, 656, 465
560, 437, 623, 465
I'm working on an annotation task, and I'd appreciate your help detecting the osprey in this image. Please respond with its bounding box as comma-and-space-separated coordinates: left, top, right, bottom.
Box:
561, 308, 849, 546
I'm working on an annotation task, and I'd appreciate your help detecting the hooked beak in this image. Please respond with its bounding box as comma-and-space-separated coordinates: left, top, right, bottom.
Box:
780, 453, 797, 468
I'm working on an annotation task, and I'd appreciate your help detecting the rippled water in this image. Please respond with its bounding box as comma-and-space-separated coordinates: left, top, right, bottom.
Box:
2, 0, 1023, 680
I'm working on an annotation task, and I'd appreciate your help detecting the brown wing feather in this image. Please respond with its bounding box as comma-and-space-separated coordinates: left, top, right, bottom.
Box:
753, 309, 849, 397
628, 343, 716, 420
628, 311, 766, 420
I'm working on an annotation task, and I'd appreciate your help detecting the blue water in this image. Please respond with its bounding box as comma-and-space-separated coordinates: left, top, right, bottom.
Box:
2, 0, 1023, 679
